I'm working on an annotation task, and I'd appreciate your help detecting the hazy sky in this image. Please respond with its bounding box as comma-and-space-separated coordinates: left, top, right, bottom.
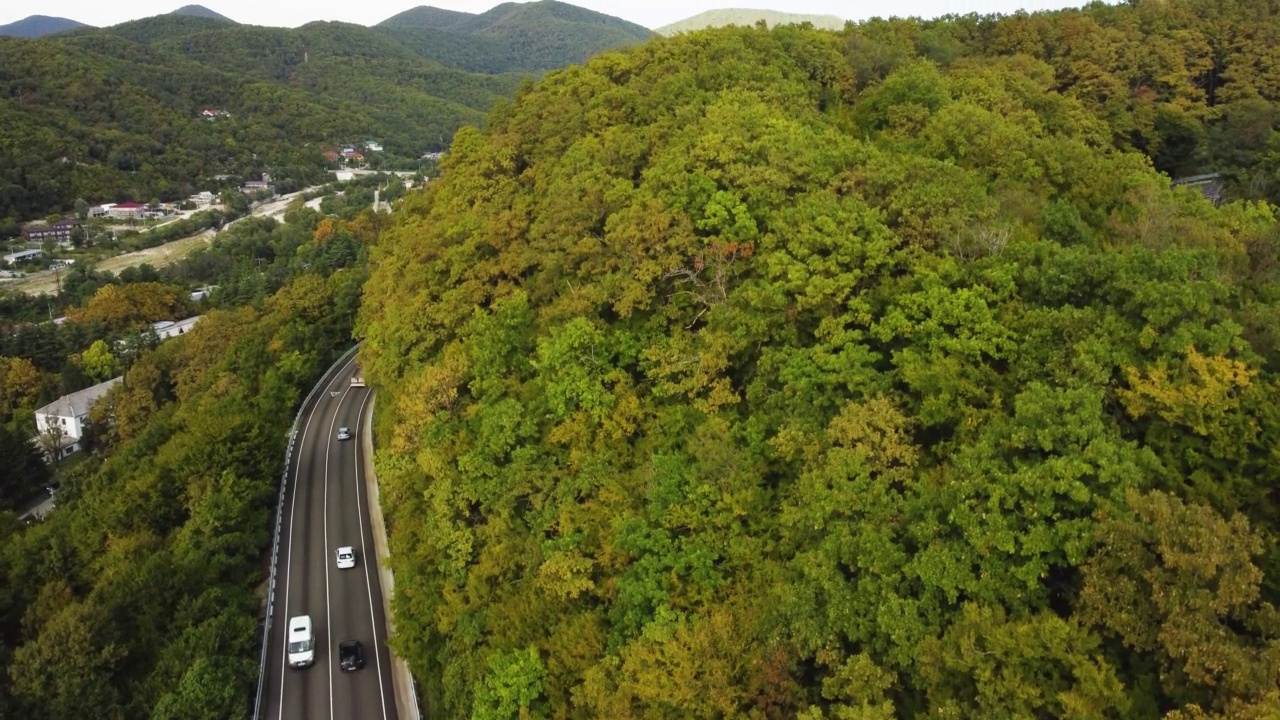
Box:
3, 0, 1096, 31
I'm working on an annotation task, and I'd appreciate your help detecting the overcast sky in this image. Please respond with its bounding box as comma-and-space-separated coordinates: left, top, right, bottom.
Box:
3, 0, 1096, 32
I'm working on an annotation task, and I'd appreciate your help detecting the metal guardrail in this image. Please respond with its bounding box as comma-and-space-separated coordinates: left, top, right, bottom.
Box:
252, 343, 361, 720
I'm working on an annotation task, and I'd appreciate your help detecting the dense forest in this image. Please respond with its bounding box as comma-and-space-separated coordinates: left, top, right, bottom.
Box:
358, 2, 1280, 718
0, 1, 647, 226
0, 207, 374, 717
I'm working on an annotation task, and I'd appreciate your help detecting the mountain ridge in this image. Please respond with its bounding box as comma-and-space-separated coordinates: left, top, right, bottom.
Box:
374, 0, 653, 73
0, 14, 89, 38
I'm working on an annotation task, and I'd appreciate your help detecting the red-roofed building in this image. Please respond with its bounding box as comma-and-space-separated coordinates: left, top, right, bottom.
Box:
108, 201, 147, 220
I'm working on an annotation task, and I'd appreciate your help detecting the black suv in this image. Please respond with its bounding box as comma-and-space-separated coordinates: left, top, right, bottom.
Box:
338, 639, 365, 672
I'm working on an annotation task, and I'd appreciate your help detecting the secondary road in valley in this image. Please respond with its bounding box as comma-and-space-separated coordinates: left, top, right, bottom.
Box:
261, 355, 399, 720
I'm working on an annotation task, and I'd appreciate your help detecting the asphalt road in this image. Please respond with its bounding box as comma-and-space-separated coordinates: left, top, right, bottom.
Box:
262, 356, 398, 720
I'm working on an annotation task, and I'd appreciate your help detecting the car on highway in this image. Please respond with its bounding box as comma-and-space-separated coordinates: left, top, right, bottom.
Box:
337, 427, 351, 441
338, 639, 365, 672
287, 615, 315, 669
336, 546, 356, 569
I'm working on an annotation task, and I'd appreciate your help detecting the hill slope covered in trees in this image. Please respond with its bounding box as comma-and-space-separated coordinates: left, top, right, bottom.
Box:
358, 3, 1280, 717
0, 1, 650, 226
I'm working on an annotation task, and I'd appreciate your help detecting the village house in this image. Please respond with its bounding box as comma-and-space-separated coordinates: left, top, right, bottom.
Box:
34, 376, 122, 458
189, 191, 217, 208
240, 173, 273, 194
201, 108, 230, 120
149, 316, 202, 340
115, 315, 203, 354
21, 220, 75, 245
4, 248, 43, 267
364, 140, 383, 152
108, 201, 148, 220
1172, 173, 1226, 206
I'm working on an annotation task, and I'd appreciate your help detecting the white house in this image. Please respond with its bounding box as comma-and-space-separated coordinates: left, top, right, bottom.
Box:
189, 191, 217, 208
34, 376, 122, 458
149, 315, 202, 341
364, 140, 383, 152
4, 248, 43, 266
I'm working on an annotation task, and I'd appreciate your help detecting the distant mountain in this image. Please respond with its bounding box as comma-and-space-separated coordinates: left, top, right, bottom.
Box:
169, 5, 234, 22
378, 6, 475, 30
0, 14, 89, 38
375, 0, 653, 73
655, 8, 847, 35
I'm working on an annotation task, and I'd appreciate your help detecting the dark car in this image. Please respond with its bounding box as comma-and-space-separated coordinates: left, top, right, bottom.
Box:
338, 639, 364, 672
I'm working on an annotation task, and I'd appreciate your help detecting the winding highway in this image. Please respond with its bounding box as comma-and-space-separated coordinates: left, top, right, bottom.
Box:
261, 355, 399, 720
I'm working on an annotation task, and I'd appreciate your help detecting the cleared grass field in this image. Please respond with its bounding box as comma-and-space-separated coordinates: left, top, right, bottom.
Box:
0, 231, 214, 297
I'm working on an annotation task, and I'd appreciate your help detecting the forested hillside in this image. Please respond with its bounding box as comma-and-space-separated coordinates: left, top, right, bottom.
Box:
0, 1, 648, 226
358, 3, 1280, 717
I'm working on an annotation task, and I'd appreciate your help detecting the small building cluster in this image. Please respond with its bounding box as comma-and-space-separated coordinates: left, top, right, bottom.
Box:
325, 141, 384, 167
90, 201, 165, 220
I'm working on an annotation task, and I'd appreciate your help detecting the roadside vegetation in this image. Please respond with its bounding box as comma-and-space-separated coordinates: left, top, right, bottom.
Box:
0, 206, 372, 717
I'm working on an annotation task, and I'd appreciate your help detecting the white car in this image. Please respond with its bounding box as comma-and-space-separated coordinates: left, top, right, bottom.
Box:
336, 546, 356, 569
337, 427, 351, 441
287, 615, 315, 668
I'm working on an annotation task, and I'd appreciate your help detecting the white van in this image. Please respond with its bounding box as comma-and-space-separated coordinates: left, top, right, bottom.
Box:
287, 615, 315, 668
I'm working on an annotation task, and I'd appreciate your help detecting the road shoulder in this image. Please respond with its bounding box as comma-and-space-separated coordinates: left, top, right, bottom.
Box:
361, 393, 420, 720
